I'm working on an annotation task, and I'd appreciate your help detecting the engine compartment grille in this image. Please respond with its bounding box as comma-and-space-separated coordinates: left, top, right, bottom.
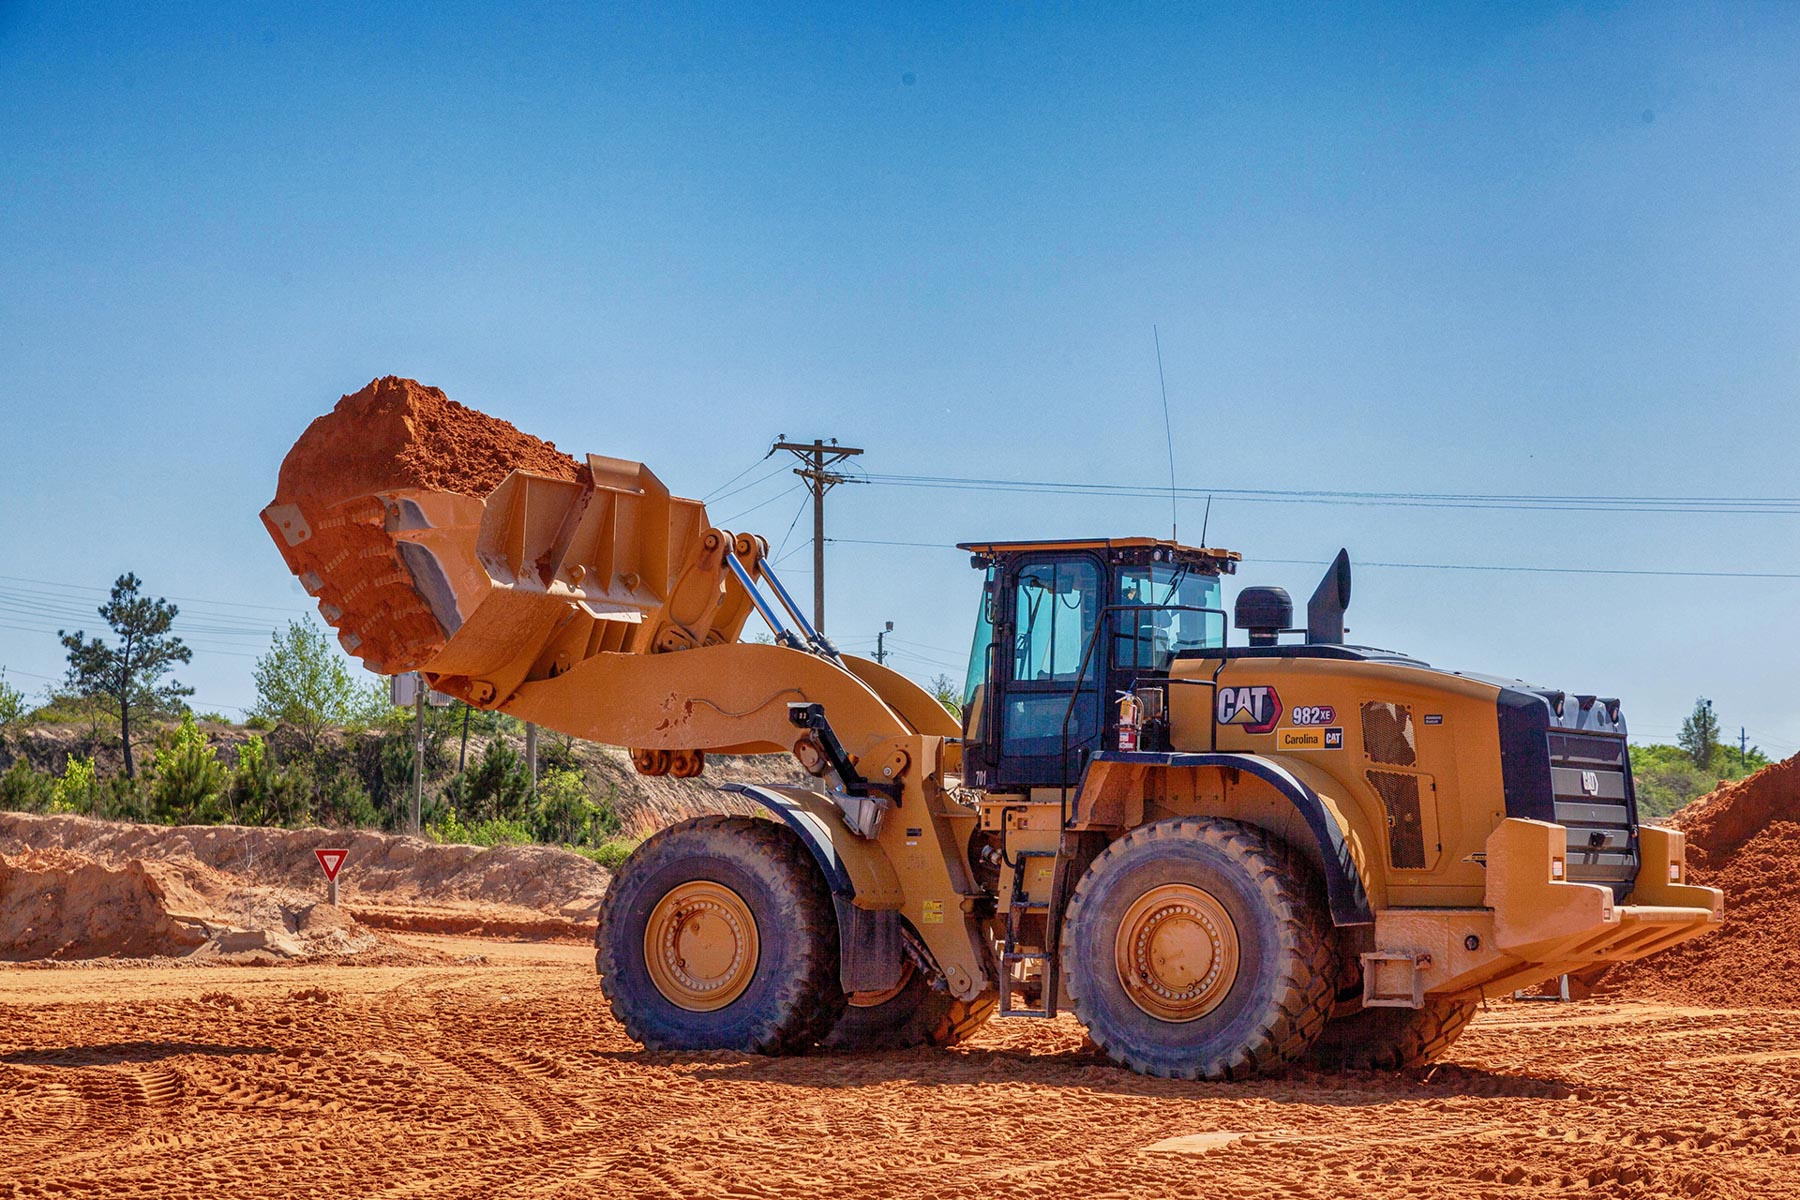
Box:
1548, 730, 1636, 894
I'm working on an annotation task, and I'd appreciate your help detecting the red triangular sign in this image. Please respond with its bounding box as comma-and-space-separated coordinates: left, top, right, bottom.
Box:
314, 848, 349, 881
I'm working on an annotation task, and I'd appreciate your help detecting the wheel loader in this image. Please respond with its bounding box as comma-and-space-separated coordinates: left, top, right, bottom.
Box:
262, 379, 1723, 1080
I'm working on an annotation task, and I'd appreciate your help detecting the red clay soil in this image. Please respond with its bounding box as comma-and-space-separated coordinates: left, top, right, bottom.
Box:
274, 375, 585, 503
265, 376, 590, 672
1671, 752, 1800, 865
0, 845, 429, 965
1607, 753, 1800, 1008
0, 812, 612, 945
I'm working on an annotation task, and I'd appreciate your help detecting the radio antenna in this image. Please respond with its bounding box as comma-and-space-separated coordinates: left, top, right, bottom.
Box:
1153, 325, 1178, 541
1200, 493, 1213, 547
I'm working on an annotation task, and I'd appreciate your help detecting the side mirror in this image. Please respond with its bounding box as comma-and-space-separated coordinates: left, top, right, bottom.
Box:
1306, 549, 1352, 645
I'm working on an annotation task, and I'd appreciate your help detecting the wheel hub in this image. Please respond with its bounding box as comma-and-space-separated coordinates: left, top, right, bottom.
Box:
1114, 883, 1240, 1022
644, 880, 760, 1012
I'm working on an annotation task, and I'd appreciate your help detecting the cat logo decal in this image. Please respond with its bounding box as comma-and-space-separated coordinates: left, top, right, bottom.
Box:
1216, 685, 1283, 735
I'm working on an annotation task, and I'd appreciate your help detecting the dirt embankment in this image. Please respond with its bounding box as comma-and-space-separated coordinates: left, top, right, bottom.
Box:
0, 813, 626, 960
1607, 753, 1800, 1008
0, 842, 417, 966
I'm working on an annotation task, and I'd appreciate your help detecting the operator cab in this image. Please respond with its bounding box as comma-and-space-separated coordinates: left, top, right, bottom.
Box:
957, 538, 1238, 791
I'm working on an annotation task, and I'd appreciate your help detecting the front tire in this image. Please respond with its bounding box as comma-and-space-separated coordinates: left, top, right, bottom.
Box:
1061, 817, 1336, 1080
598, 816, 845, 1054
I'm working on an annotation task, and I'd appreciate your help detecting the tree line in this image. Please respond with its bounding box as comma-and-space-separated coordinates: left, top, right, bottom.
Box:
0, 574, 634, 865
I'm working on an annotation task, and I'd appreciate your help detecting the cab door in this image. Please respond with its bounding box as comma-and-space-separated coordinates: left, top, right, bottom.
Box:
993, 553, 1104, 788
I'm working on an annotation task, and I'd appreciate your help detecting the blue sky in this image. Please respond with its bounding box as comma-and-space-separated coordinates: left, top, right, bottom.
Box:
1, 3, 1796, 755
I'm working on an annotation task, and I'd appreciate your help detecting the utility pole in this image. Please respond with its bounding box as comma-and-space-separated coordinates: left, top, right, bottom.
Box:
1741, 726, 1748, 769
525, 721, 539, 818
875, 620, 893, 665
411, 676, 425, 836
458, 702, 471, 774
772, 437, 864, 633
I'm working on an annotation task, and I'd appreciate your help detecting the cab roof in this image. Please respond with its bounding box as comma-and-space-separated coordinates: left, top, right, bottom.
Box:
957, 537, 1241, 573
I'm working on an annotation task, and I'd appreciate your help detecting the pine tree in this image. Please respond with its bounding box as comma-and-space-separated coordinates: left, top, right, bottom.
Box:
59, 574, 193, 778
1678, 698, 1721, 768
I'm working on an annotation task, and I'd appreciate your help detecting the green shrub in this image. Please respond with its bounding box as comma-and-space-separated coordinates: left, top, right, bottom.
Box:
227, 734, 311, 827
426, 809, 533, 847
1631, 742, 1770, 820
574, 838, 640, 870
442, 737, 530, 823
319, 766, 379, 829
0, 678, 26, 728
244, 714, 275, 731
148, 714, 228, 823
100, 771, 152, 821
50, 754, 100, 814
0, 760, 53, 812
539, 734, 579, 772
528, 768, 622, 846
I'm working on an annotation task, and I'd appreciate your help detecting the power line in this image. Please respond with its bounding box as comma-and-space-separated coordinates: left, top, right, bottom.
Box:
715, 482, 806, 528
771, 493, 810, 563
824, 539, 1800, 581
702, 454, 774, 502
0, 585, 290, 633
0, 615, 264, 658
705, 462, 792, 506
857, 473, 1800, 515
1253, 558, 1800, 581
0, 572, 312, 615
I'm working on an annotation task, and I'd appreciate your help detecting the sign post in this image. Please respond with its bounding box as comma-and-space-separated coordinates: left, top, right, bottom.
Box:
314, 847, 349, 906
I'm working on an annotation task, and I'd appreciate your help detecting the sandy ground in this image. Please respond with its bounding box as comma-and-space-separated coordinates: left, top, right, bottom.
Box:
2, 940, 1796, 1200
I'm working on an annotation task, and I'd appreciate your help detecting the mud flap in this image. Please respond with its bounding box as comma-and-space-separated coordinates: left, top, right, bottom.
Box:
834, 901, 905, 995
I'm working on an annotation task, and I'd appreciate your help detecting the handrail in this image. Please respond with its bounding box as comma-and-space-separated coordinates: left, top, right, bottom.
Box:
1056, 603, 1227, 826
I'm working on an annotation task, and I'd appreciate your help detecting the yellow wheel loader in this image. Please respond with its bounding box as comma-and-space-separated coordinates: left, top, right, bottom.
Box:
263, 382, 1722, 1080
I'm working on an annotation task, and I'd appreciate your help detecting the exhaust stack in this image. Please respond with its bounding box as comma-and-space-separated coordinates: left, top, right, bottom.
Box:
1306, 548, 1352, 645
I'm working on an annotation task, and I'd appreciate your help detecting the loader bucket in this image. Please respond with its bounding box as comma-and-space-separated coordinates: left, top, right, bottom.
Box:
261, 377, 722, 697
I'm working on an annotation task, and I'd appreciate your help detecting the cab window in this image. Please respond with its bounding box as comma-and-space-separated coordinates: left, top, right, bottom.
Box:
962, 567, 995, 716
1116, 564, 1223, 671
1013, 559, 1100, 682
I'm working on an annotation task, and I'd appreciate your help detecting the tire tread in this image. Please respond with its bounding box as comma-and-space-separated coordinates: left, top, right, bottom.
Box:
1062, 817, 1337, 1081
597, 815, 844, 1055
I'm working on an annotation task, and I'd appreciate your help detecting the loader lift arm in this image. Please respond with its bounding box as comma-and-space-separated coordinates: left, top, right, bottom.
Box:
261, 401, 991, 1008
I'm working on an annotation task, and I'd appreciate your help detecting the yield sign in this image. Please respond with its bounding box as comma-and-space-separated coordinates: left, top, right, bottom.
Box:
314, 848, 349, 881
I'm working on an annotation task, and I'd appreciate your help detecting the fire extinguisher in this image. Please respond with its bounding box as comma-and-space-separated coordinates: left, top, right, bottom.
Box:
1116, 691, 1142, 752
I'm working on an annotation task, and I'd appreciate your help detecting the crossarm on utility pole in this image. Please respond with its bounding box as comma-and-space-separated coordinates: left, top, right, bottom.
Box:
770, 439, 864, 633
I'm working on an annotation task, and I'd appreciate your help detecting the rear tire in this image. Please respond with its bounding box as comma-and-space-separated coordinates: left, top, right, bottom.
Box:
820, 964, 998, 1051
1061, 817, 1336, 1080
1304, 995, 1478, 1071
598, 816, 845, 1054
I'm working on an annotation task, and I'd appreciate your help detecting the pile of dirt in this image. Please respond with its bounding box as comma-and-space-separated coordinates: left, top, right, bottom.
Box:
0, 812, 614, 943
1669, 752, 1800, 866
1607, 753, 1800, 1007
0, 846, 414, 965
275, 375, 585, 503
